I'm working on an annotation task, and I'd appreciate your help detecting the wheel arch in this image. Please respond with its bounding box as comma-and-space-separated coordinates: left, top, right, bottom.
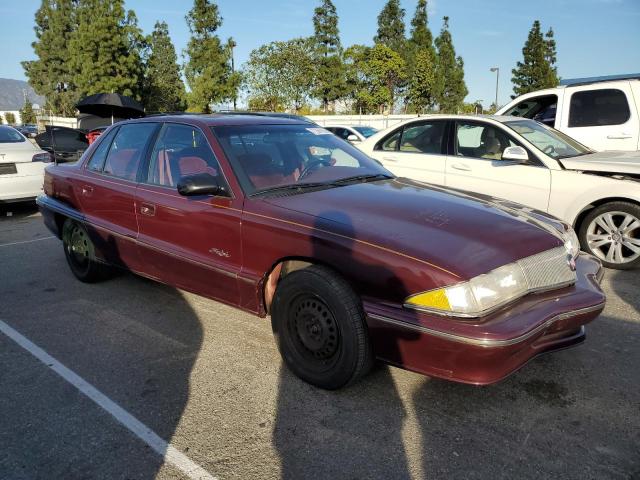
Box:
573, 197, 640, 231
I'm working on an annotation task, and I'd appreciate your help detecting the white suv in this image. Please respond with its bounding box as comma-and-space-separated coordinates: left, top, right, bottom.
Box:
497, 75, 640, 152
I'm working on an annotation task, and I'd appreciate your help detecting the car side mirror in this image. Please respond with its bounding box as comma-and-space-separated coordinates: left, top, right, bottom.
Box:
347, 134, 360, 142
502, 146, 529, 163
177, 173, 227, 197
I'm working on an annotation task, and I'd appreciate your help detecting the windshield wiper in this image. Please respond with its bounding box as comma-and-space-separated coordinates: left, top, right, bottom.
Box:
251, 182, 330, 197
329, 173, 393, 186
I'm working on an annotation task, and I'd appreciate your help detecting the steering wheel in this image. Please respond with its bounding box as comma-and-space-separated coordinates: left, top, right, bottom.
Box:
298, 159, 332, 180
543, 145, 555, 155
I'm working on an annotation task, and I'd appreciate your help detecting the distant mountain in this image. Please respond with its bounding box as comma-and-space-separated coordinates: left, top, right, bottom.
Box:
0, 78, 46, 110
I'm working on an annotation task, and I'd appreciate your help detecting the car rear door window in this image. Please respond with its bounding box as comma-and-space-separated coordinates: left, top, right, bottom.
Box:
569, 89, 631, 127
147, 124, 221, 187
103, 123, 157, 181
399, 122, 445, 154
87, 127, 118, 172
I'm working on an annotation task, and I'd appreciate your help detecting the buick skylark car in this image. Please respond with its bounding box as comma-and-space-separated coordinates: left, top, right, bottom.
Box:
38, 115, 605, 389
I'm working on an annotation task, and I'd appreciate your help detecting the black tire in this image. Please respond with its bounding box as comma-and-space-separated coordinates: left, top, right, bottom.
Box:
270, 265, 373, 390
62, 219, 112, 282
578, 201, 640, 270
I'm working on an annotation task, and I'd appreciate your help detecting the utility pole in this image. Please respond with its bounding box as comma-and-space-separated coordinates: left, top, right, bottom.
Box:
490, 67, 499, 111
228, 38, 237, 110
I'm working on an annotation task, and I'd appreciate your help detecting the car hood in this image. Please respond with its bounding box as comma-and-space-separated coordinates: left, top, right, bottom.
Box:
263, 178, 565, 280
559, 151, 640, 175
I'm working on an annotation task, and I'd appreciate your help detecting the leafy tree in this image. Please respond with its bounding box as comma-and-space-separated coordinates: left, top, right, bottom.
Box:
4, 112, 17, 125
22, 0, 78, 116
243, 38, 316, 112
68, 0, 146, 100
434, 16, 467, 113
406, 0, 437, 111
346, 43, 406, 114
184, 0, 239, 112
374, 0, 406, 55
343, 44, 372, 113
20, 100, 37, 124
312, 0, 346, 111
511, 20, 559, 97
143, 21, 186, 112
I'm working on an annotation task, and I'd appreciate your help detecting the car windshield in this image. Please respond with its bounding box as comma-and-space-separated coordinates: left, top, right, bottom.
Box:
213, 124, 391, 195
0, 126, 26, 143
353, 126, 378, 138
504, 119, 591, 159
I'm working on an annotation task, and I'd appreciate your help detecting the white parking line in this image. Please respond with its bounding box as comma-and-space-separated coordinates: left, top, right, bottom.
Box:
0, 320, 216, 480
0, 236, 56, 248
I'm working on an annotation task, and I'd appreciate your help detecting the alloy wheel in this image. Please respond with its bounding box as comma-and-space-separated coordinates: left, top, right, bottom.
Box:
586, 211, 640, 264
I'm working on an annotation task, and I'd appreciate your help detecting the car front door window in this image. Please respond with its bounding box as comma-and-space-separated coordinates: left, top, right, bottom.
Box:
455, 122, 519, 161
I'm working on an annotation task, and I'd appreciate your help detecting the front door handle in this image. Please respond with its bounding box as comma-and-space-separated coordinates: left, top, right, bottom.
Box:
451, 163, 472, 172
606, 134, 633, 139
81, 185, 93, 196
140, 203, 156, 217
382, 156, 399, 162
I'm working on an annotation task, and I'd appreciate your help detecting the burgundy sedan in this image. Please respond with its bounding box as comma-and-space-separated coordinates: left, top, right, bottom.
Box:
37, 115, 606, 389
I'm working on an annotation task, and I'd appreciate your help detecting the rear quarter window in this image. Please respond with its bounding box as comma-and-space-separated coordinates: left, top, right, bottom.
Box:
569, 89, 631, 127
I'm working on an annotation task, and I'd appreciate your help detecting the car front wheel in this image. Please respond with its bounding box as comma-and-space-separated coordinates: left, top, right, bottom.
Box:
579, 201, 640, 270
270, 265, 373, 389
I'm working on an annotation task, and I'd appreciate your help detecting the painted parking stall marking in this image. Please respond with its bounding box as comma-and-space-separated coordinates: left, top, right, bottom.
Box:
0, 319, 216, 480
0, 236, 56, 248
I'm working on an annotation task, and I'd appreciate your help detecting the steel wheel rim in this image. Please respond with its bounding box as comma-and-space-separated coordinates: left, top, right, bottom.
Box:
586, 211, 640, 264
287, 294, 341, 367
68, 225, 90, 268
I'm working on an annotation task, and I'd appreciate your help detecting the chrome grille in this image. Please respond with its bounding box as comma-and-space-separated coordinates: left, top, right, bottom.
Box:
517, 246, 576, 291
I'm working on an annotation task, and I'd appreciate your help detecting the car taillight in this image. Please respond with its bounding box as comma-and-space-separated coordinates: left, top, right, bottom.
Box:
33, 152, 53, 163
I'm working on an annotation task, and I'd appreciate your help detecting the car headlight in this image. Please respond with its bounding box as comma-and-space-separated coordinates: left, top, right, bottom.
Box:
405, 246, 577, 318
563, 226, 580, 259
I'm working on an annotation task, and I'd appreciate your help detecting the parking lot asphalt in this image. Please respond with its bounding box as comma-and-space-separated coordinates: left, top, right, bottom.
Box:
0, 204, 638, 480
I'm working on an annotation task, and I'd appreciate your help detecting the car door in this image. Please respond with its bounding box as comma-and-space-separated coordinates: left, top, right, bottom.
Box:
77, 122, 159, 270
445, 120, 551, 212
135, 122, 242, 306
369, 120, 448, 185
559, 83, 639, 151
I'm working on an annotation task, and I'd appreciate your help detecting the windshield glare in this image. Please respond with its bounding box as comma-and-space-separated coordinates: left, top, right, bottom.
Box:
505, 120, 590, 159
213, 124, 390, 194
0, 126, 26, 143
353, 126, 378, 138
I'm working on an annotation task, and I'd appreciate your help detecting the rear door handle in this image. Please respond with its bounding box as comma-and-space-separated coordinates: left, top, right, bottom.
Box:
81, 185, 93, 196
140, 203, 156, 217
607, 134, 633, 139
451, 163, 472, 172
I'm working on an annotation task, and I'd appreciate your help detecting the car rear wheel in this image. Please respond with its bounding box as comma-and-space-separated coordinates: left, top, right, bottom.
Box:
579, 202, 640, 270
270, 265, 373, 389
62, 219, 112, 282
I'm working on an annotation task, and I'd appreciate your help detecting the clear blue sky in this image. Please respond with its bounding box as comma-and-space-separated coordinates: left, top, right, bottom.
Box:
2, 0, 639, 107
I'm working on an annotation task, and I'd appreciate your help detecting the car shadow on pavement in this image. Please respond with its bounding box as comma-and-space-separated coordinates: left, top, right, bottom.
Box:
607, 268, 640, 314
0, 201, 39, 221
0, 235, 204, 479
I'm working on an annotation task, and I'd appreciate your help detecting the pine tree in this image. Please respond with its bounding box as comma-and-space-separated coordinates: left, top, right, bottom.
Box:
22, 0, 78, 116
374, 0, 406, 55
20, 100, 37, 124
406, 0, 437, 111
184, 0, 240, 112
434, 16, 467, 113
143, 21, 186, 112
68, 0, 146, 100
511, 20, 559, 97
312, 0, 346, 111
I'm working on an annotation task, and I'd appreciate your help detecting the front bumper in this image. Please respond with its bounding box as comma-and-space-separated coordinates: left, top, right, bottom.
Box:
365, 253, 605, 385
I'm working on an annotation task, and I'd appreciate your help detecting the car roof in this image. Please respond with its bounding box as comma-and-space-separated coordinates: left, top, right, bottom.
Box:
127, 113, 313, 127
394, 114, 531, 124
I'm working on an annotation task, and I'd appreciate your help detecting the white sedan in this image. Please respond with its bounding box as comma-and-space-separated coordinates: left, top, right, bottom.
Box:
325, 124, 379, 144
359, 115, 640, 269
0, 126, 51, 203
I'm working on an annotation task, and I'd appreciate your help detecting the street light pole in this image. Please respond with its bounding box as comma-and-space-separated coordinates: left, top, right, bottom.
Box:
490, 67, 499, 111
